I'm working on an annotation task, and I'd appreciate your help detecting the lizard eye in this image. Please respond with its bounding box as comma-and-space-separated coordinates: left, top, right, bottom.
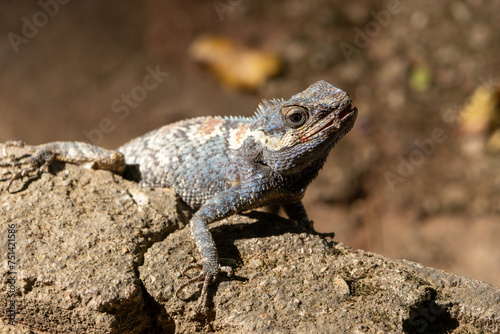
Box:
284, 107, 308, 128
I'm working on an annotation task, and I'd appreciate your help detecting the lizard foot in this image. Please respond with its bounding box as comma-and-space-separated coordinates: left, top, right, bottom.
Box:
0, 165, 40, 193
2, 140, 26, 158
292, 218, 315, 233
302, 219, 315, 232
299, 219, 336, 237
176, 262, 232, 313
0, 144, 54, 193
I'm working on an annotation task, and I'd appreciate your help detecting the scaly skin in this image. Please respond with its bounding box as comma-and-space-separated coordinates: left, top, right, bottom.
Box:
0, 80, 357, 313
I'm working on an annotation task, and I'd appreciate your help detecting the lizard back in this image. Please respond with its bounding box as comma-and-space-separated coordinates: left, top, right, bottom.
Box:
118, 80, 357, 213
118, 116, 253, 209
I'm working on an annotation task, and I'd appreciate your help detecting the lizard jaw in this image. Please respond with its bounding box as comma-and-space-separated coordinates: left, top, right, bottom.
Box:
338, 104, 356, 122
308, 104, 357, 140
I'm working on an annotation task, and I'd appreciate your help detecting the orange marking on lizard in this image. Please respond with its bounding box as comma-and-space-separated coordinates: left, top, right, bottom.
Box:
199, 118, 225, 136
228, 124, 250, 150
234, 124, 249, 143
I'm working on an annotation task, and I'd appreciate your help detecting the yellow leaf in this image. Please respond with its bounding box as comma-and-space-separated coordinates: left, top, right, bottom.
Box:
189, 35, 282, 91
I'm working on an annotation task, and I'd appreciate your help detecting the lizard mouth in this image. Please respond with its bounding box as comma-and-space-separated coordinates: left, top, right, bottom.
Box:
322, 104, 357, 132
302, 103, 358, 142
338, 104, 356, 121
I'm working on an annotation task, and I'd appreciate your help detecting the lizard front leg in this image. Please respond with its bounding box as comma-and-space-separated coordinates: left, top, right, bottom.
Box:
175, 185, 259, 313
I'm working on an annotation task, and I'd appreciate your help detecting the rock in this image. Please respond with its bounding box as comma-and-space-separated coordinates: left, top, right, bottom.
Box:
1, 153, 499, 333
0, 161, 187, 333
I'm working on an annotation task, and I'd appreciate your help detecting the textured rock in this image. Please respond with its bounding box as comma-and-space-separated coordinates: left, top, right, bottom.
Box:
0, 160, 188, 333
142, 213, 499, 333
1, 151, 499, 333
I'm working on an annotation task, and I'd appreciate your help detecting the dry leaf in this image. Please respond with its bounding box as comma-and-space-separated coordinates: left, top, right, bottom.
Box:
189, 35, 282, 91
459, 85, 500, 136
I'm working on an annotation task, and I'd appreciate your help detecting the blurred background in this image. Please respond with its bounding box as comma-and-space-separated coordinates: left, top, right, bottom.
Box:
0, 1, 499, 287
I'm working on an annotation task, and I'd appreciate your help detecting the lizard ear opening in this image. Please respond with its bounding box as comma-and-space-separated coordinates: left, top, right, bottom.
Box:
283, 106, 309, 128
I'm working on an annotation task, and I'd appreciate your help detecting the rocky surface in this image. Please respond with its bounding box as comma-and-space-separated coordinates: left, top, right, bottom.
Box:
1, 0, 500, 293
0, 149, 499, 333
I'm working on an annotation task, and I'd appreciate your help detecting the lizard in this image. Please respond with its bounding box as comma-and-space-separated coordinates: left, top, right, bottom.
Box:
0, 80, 357, 313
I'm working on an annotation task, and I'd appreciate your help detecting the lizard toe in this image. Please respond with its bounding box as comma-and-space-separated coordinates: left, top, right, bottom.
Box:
176, 261, 232, 313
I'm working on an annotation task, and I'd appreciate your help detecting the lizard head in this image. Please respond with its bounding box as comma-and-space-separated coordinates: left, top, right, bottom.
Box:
255, 80, 357, 173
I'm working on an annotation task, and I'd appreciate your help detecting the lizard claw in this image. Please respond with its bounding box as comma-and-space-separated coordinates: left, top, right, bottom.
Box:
0, 166, 39, 193
0, 155, 46, 193
2, 140, 26, 158
0, 145, 55, 193
176, 262, 232, 313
